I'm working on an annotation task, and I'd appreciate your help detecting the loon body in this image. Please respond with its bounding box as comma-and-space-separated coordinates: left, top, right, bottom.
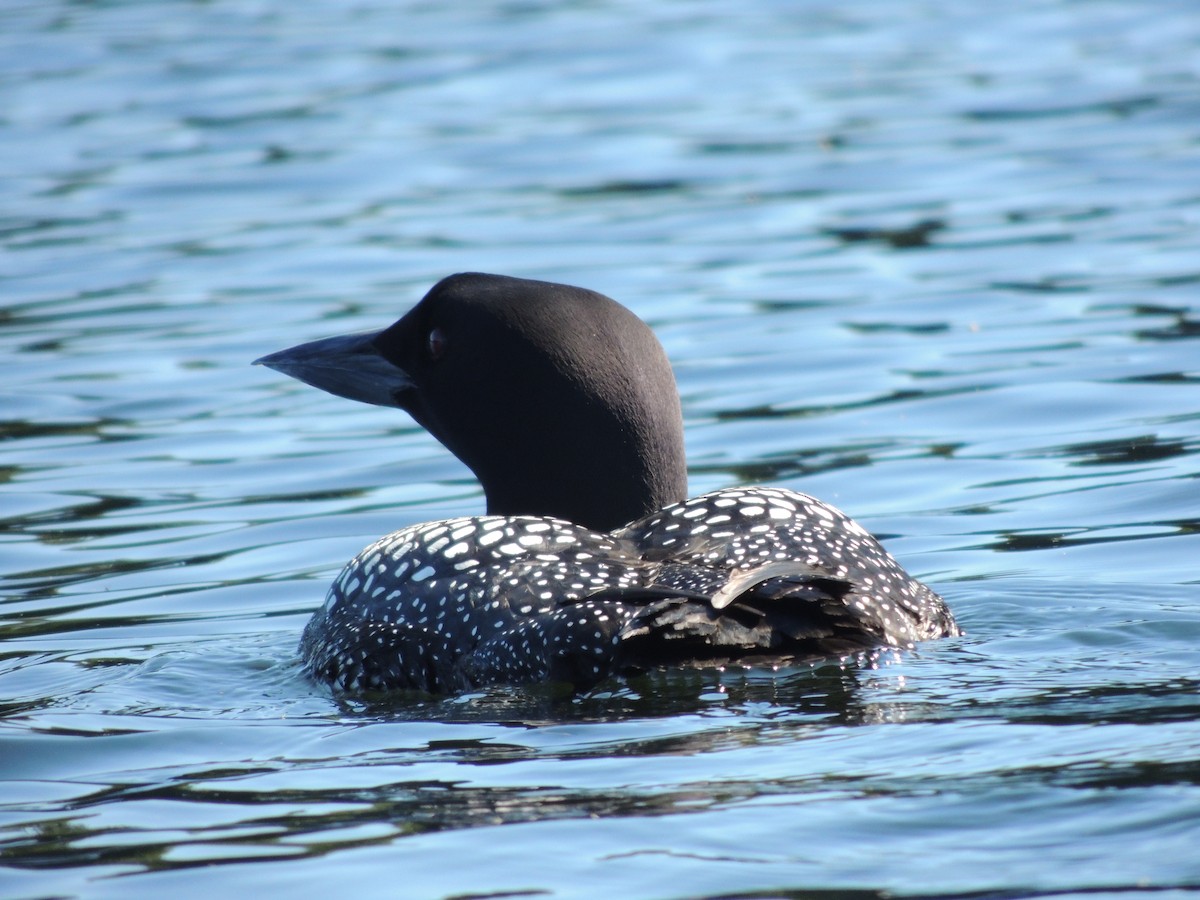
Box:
257, 273, 958, 693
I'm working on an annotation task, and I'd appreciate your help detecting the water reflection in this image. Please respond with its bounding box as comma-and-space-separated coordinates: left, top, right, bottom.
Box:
821, 218, 946, 249
1059, 434, 1193, 466
338, 656, 921, 734
4, 0, 1200, 893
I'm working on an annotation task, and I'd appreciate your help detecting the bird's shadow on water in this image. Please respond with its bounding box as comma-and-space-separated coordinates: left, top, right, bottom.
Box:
327, 650, 917, 732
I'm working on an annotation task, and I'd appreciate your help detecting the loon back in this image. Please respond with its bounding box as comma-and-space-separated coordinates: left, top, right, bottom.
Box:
256, 273, 959, 693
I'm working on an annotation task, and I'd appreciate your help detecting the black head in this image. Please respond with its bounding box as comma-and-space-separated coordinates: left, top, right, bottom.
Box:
256, 273, 688, 531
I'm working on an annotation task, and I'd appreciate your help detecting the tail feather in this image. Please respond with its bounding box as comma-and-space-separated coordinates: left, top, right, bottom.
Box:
611, 562, 891, 671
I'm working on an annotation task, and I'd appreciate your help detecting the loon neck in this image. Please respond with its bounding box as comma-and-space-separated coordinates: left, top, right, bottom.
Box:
472, 400, 688, 531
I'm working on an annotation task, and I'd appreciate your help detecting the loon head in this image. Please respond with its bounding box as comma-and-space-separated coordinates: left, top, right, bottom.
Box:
255, 273, 688, 532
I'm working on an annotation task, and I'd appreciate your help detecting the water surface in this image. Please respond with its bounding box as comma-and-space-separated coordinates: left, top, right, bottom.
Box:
3, 1, 1200, 897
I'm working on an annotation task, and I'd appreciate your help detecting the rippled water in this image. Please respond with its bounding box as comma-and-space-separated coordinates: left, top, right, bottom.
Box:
3, 0, 1200, 896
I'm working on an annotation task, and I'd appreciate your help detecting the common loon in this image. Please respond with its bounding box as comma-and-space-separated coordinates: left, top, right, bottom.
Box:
256, 273, 958, 693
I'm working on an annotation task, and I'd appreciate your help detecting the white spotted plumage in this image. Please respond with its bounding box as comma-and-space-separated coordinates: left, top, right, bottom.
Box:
300, 486, 957, 693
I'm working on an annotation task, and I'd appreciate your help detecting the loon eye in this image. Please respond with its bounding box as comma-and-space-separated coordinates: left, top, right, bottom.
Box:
427, 326, 447, 362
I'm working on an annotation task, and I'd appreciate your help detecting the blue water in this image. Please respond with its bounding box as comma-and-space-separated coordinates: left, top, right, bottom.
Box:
3, 0, 1200, 896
